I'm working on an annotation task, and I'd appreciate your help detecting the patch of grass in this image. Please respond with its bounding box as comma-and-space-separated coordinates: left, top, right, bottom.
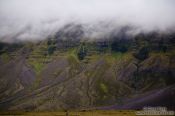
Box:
28, 60, 44, 75
27, 42, 50, 75
67, 47, 84, 65
105, 52, 133, 65
67, 54, 79, 66
67, 48, 79, 63
111, 52, 123, 60
0, 53, 11, 63
66, 49, 82, 78
100, 83, 108, 94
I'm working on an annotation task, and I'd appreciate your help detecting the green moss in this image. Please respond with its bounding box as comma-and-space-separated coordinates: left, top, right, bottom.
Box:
28, 60, 44, 75
67, 54, 79, 65
111, 52, 123, 59
0, 53, 11, 63
67, 50, 81, 78
105, 52, 133, 67
67, 48, 79, 63
86, 54, 100, 62
27, 42, 51, 75
100, 83, 108, 94
110, 52, 133, 61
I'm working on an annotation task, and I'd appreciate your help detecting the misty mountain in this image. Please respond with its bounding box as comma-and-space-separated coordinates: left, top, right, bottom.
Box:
0, 30, 175, 111
0, 0, 175, 113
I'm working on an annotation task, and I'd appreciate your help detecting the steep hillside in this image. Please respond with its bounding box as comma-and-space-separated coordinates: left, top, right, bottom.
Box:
0, 33, 175, 111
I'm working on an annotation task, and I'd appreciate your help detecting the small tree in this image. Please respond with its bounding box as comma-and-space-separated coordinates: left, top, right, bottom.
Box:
77, 43, 87, 60
133, 47, 149, 61
111, 40, 129, 53
48, 45, 56, 55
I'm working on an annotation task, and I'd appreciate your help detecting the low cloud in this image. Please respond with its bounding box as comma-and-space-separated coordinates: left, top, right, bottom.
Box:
0, 0, 175, 42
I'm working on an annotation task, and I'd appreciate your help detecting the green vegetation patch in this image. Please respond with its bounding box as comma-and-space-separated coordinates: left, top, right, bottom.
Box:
67, 48, 79, 62
104, 52, 133, 66
27, 41, 51, 75
28, 60, 44, 75
100, 83, 108, 94
0, 53, 11, 63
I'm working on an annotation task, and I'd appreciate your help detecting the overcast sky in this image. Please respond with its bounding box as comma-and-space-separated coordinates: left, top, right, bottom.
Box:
0, 0, 175, 42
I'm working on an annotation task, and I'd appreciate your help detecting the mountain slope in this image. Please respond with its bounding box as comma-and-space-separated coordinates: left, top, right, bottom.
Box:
0, 33, 175, 111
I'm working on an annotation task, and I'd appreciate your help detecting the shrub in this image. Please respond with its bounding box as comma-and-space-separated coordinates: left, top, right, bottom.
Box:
77, 44, 87, 60
133, 47, 149, 61
48, 45, 56, 55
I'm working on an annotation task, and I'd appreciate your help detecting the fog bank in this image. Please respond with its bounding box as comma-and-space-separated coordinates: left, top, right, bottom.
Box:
0, 0, 175, 42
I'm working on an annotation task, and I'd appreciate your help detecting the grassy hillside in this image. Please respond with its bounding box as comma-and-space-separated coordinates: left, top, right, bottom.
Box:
0, 34, 175, 111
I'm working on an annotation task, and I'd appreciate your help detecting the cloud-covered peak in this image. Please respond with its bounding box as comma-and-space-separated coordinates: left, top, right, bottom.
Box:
0, 0, 175, 42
